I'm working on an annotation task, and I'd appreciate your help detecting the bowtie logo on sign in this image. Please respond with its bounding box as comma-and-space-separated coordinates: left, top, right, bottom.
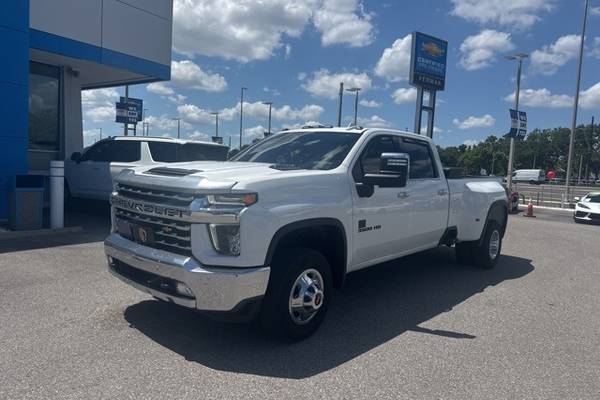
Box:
507, 109, 527, 139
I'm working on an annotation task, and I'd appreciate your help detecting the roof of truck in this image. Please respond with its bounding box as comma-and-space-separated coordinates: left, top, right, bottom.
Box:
98, 136, 228, 147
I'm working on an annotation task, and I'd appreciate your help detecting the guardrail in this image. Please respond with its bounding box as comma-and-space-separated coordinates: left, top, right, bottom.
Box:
514, 183, 589, 208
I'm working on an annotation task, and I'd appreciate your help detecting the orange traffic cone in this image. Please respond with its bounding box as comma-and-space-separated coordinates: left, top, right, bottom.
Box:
523, 199, 536, 218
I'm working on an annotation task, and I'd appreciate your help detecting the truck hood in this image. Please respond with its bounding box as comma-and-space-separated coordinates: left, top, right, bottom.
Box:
115, 161, 310, 193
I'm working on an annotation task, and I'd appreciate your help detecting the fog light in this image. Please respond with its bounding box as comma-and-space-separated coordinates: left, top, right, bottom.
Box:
175, 282, 194, 298
208, 224, 241, 256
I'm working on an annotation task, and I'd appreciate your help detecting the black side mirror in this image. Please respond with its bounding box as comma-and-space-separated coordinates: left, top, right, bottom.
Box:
70, 152, 82, 162
364, 153, 410, 188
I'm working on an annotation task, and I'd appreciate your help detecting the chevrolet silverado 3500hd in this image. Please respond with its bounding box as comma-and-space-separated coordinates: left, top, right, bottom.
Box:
105, 127, 508, 341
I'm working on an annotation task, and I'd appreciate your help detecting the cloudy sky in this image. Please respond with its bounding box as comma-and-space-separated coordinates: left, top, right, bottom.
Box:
82, 0, 600, 148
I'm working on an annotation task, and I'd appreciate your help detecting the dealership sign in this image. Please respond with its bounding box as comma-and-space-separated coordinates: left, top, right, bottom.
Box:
115, 102, 138, 124
410, 32, 448, 91
119, 97, 143, 122
507, 109, 527, 139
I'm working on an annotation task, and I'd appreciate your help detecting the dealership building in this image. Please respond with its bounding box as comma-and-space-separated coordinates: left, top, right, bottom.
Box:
0, 0, 173, 218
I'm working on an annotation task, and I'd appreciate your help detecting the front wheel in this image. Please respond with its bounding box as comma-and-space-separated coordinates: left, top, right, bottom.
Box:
259, 247, 332, 342
472, 221, 502, 269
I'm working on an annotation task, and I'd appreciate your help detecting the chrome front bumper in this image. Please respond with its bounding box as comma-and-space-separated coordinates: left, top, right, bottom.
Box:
104, 233, 270, 312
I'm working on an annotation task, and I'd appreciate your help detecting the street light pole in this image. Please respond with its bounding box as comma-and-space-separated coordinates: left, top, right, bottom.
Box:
171, 118, 181, 139
98, 128, 102, 140
346, 87, 361, 126
210, 112, 219, 138
505, 53, 528, 192
262, 101, 273, 135
565, 0, 589, 203
142, 108, 149, 136
239, 87, 247, 149
337, 82, 344, 127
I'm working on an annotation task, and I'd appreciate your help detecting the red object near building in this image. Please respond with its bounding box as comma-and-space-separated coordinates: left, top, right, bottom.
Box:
547, 170, 556, 181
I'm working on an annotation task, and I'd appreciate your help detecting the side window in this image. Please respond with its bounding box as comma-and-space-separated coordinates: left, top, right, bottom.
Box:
179, 144, 229, 161
397, 137, 437, 179
109, 141, 140, 162
81, 141, 140, 162
81, 141, 111, 162
148, 142, 178, 162
353, 135, 397, 181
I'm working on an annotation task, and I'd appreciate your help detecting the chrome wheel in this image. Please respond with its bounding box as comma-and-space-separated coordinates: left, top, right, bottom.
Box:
489, 230, 500, 260
288, 268, 324, 325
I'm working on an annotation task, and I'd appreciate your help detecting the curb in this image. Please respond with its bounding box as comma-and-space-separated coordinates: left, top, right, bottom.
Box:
0, 226, 84, 241
517, 204, 574, 213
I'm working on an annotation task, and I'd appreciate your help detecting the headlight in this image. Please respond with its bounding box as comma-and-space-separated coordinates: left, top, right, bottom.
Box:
578, 203, 590, 210
207, 193, 258, 207
209, 224, 241, 256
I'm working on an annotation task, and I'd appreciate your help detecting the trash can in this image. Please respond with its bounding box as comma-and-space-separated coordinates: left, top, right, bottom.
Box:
8, 175, 45, 230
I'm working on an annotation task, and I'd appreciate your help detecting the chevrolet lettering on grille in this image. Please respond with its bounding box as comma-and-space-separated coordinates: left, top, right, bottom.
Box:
111, 196, 191, 219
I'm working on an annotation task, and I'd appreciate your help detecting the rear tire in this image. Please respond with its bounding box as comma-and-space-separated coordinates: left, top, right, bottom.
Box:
259, 247, 332, 342
472, 221, 502, 269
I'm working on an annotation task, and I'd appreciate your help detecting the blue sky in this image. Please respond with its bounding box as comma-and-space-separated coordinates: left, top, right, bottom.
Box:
82, 0, 600, 148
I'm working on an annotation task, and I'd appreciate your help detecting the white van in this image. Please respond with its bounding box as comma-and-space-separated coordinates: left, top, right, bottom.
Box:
511, 169, 546, 184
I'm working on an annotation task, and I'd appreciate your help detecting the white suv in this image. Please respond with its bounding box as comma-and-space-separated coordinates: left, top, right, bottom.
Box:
66, 136, 229, 201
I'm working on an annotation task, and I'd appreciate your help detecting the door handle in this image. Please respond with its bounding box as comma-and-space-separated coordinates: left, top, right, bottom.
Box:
437, 189, 448, 196
397, 192, 410, 199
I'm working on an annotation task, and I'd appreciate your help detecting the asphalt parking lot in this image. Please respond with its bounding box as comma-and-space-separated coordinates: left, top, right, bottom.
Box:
1, 209, 599, 399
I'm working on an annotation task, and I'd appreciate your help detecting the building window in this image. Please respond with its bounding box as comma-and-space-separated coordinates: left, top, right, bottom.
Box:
29, 62, 60, 152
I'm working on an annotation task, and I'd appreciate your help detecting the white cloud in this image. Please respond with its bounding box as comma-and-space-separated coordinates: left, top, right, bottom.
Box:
281, 121, 321, 130
530, 35, 580, 75
81, 88, 119, 122
590, 6, 600, 16
452, 114, 495, 129
147, 82, 175, 96
359, 99, 381, 108
173, 0, 314, 62
374, 34, 412, 82
591, 37, 600, 59
177, 104, 213, 124
188, 130, 210, 141
146, 115, 192, 133
357, 115, 392, 128
459, 30, 514, 70
284, 44, 292, 59
463, 139, 481, 147
504, 88, 572, 108
580, 82, 600, 109
301, 69, 372, 99
244, 125, 268, 139
421, 125, 443, 134
171, 60, 227, 92
391, 87, 417, 104
220, 101, 324, 121
450, 0, 556, 30
313, 0, 375, 47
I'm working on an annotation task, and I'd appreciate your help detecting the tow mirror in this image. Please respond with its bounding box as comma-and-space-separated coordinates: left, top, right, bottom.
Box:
363, 153, 410, 189
70, 152, 82, 162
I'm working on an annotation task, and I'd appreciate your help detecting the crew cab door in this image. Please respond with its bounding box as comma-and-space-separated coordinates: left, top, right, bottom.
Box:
350, 134, 413, 270
395, 136, 449, 250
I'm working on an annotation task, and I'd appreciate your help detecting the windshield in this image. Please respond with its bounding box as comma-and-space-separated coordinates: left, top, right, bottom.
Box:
230, 131, 360, 170
585, 194, 600, 203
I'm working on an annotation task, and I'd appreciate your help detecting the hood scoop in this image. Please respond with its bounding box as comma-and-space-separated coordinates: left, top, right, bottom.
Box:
146, 167, 202, 177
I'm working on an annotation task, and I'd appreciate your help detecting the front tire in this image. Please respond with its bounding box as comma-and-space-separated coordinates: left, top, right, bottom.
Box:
472, 221, 502, 269
259, 247, 332, 342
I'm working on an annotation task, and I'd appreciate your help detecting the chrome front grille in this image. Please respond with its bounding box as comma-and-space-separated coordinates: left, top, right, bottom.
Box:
114, 183, 195, 256
114, 208, 192, 256
115, 183, 195, 207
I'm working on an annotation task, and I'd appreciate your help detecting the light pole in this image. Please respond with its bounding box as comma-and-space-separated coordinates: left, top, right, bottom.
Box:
346, 87, 361, 126
504, 53, 528, 192
239, 87, 247, 149
171, 117, 181, 139
565, 0, 589, 203
337, 82, 344, 127
142, 108, 149, 136
97, 127, 102, 140
210, 112, 219, 138
262, 101, 273, 136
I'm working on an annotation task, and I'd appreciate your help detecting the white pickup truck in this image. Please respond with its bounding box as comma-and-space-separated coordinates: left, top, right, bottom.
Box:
105, 127, 508, 341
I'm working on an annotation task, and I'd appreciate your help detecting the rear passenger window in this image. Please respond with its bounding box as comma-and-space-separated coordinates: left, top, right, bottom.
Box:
81, 141, 140, 162
148, 142, 178, 162
397, 137, 437, 179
